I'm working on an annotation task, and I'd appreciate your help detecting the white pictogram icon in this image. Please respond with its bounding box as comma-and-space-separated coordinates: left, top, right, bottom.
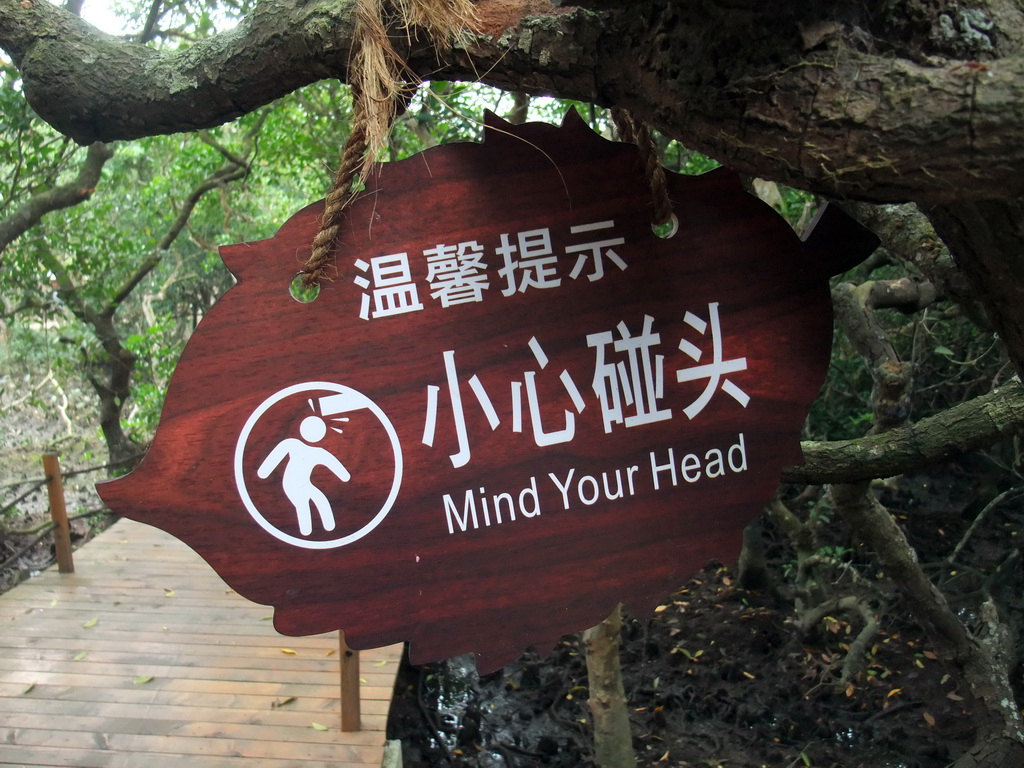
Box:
235, 382, 402, 550
257, 414, 352, 536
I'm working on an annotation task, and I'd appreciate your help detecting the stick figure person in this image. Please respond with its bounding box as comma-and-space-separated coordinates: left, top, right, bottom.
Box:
257, 415, 351, 536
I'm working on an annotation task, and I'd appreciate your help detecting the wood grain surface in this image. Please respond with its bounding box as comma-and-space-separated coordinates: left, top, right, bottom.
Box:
0, 518, 401, 768
99, 110, 878, 671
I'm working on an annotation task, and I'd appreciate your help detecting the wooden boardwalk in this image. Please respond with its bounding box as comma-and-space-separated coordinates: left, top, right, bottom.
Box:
0, 518, 403, 768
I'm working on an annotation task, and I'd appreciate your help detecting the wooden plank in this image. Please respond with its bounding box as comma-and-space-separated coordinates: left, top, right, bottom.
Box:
1, 683, 393, 713
1, 694, 392, 723
0, 744, 382, 768
0, 728, 384, 761
0, 659, 396, 689
0, 643, 400, 673
0, 717, 389, 748
0, 518, 403, 767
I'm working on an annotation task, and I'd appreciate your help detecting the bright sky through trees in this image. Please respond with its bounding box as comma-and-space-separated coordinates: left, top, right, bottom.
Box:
81, 0, 126, 35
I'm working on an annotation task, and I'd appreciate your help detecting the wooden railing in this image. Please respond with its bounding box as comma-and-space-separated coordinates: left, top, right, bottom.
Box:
3, 453, 366, 732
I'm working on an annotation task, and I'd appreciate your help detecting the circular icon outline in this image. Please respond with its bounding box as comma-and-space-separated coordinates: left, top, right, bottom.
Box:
234, 381, 402, 549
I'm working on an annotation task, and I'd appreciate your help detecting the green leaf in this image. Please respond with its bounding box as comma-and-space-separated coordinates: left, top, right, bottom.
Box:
311, 721, 329, 731
73, 651, 87, 661
934, 345, 955, 357
83, 617, 98, 628
133, 675, 154, 685
21, 682, 35, 695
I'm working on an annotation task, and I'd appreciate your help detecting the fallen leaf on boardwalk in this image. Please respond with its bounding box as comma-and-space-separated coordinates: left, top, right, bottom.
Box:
73, 651, 87, 661
50, 599, 58, 607
326, 649, 336, 657
271, 696, 296, 708
923, 712, 936, 727
311, 722, 329, 731
21, 682, 35, 695
359, 677, 367, 683
261, 616, 272, 621
163, 589, 175, 597
83, 618, 98, 628
280, 648, 297, 655
374, 659, 388, 667
133, 675, 154, 685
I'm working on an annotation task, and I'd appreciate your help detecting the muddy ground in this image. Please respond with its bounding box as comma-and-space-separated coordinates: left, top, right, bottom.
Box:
388, 460, 1022, 767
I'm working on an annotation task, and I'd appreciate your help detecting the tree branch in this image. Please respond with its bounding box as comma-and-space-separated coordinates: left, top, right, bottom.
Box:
106, 114, 266, 315
137, 0, 164, 44
0, 141, 114, 256
842, 202, 988, 328
5, 1, 1024, 205
830, 482, 1024, 766
784, 378, 1024, 484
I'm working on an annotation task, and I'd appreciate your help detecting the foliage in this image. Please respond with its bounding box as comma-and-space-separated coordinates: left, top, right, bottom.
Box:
2, 2, 1022, 765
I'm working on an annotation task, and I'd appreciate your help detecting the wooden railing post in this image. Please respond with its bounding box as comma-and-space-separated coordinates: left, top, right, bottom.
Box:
339, 632, 361, 731
43, 453, 74, 574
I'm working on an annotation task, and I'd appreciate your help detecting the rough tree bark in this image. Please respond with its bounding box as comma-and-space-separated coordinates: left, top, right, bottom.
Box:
5, 1, 1024, 382
582, 604, 636, 768
0, 0, 1020, 205
783, 377, 1024, 484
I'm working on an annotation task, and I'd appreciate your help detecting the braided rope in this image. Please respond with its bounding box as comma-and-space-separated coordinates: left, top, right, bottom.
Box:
610, 107, 673, 227
302, 104, 370, 288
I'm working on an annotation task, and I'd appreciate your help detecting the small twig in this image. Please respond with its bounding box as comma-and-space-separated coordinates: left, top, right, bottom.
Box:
863, 700, 920, 725
0, 478, 49, 515
946, 486, 1024, 567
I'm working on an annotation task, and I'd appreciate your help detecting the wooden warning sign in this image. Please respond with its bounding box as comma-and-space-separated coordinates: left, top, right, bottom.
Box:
98, 111, 878, 671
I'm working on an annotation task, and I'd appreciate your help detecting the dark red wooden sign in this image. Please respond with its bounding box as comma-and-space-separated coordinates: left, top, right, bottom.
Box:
98, 111, 877, 671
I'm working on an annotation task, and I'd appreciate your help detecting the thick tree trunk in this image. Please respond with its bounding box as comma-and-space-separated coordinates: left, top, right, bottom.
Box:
4, 1, 1024, 206
928, 200, 1024, 377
